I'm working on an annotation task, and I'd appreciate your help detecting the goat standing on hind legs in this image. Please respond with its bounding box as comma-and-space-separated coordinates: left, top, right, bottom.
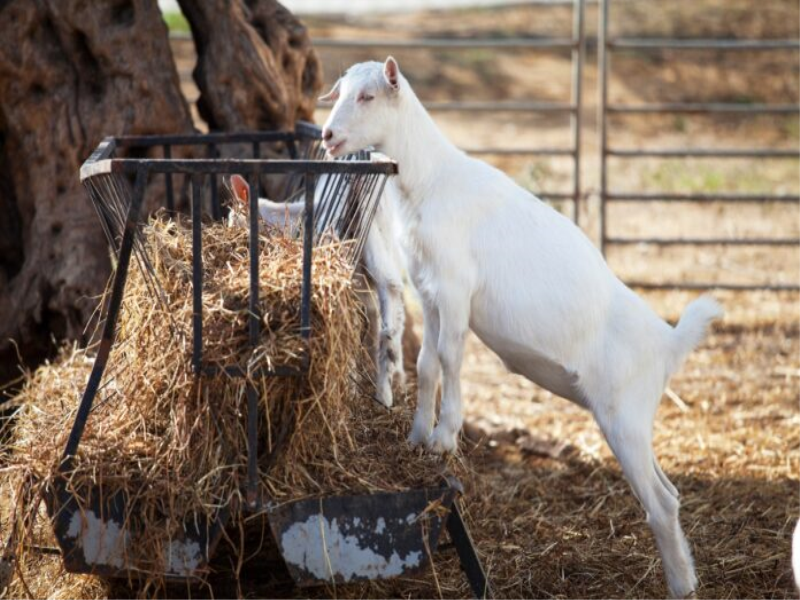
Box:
319, 56, 722, 598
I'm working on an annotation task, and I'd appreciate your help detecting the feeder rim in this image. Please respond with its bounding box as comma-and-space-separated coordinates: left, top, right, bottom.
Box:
79, 122, 399, 182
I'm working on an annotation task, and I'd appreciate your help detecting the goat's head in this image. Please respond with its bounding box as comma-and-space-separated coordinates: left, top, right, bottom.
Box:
320, 57, 405, 158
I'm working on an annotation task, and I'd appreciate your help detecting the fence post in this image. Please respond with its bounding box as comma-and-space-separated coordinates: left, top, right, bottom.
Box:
598, 0, 610, 255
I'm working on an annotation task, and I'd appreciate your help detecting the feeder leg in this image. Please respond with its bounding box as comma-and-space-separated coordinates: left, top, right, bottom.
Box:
446, 501, 492, 599
61, 168, 148, 468
246, 383, 259, 509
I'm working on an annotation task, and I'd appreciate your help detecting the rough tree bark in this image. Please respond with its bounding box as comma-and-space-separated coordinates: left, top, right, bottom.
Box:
177, 0, 323, 131
0, 0, 194, 386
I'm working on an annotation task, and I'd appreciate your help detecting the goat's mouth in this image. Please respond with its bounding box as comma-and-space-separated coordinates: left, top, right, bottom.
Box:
323, 139, 347, 157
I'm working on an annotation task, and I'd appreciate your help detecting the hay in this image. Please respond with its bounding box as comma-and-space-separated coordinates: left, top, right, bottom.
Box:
2, 213, 459, 596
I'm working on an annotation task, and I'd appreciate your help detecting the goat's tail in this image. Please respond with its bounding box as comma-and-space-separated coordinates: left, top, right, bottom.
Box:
668, 295, 723, 376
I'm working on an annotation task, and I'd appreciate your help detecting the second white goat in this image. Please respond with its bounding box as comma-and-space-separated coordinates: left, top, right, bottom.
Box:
319, 57, 723, 598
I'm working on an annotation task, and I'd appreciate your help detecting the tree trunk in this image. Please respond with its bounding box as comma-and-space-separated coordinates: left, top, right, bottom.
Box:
177, 0, 322, 131
0, 0, 194, 386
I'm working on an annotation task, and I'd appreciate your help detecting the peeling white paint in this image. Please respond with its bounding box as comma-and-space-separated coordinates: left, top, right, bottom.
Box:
405, 513, 417, 525
66, 511, 130, 569
163, 539, 202, 576
281, 515, 422, 581
375, 518, 386, 535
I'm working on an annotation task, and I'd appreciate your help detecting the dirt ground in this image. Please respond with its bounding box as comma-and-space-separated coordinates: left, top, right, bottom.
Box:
3, 2, 796, 599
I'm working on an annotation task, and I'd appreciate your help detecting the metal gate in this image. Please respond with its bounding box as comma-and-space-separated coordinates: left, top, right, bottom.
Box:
314, 0, 586, 223
597, 0, 800, 291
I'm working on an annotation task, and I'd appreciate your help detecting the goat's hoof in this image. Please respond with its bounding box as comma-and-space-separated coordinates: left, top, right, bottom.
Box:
668, 578, 698, 599
408, 423, 431, 447
427, 425, 458, 454
377, 383, 393, 408
408, 415, 433, 446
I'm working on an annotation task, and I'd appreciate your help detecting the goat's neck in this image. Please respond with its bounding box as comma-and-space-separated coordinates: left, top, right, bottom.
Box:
378, 92, 460, 207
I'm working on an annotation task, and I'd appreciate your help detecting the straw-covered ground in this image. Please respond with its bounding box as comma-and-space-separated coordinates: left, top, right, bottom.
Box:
3, 286, 795, 599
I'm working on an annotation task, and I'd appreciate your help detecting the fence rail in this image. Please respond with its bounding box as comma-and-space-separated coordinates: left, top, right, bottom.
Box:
597, 0, 800, 291
607, 38, 800, 51
313, 37, 578, 49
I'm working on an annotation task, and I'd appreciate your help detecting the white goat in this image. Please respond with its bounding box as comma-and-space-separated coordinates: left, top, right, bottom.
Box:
319, 57, 723, 598
225, 173, 406, 406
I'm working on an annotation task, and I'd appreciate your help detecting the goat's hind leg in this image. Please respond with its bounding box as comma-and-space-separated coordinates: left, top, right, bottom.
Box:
596, 399, 697, 599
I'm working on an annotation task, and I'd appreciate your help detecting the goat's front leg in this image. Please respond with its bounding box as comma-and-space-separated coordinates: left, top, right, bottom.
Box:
408, 300, 440, 446
427, 292, 469, 454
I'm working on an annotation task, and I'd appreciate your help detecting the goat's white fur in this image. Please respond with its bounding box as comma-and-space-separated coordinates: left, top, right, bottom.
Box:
793, 518, 800, 591
320, 57, 723, 598
226, 174, 406, 406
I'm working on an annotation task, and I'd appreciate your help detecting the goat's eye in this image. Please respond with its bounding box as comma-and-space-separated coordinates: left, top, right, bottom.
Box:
358, 93, 374, 103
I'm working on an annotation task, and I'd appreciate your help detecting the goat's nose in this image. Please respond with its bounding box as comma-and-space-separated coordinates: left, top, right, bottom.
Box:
322, 128, 333, 142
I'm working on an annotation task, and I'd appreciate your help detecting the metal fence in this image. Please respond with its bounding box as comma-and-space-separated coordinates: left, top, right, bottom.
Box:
597, 0, 800, 291
169, 0, 799, 291
313, 0, 586, 223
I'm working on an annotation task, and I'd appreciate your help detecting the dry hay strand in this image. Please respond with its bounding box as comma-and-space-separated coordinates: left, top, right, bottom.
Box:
3, 213, 460, 597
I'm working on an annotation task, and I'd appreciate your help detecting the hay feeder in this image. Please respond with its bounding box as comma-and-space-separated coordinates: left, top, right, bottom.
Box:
40, 123, 490, 597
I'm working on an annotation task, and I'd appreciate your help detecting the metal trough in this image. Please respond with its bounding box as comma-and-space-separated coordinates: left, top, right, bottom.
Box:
44, 476, 230, 580
268, 483, 458, 586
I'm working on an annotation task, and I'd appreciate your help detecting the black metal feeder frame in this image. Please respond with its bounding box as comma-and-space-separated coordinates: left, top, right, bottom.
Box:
42, 122, 491, 598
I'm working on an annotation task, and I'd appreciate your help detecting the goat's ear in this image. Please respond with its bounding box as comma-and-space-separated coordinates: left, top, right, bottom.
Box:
230, 174, 249, 205
383, 56, 400, 90
318, 78, 341, 102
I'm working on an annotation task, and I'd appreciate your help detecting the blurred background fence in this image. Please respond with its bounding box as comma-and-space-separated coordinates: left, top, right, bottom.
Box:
169, 0, 800, 291
598, 0, 800, 290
